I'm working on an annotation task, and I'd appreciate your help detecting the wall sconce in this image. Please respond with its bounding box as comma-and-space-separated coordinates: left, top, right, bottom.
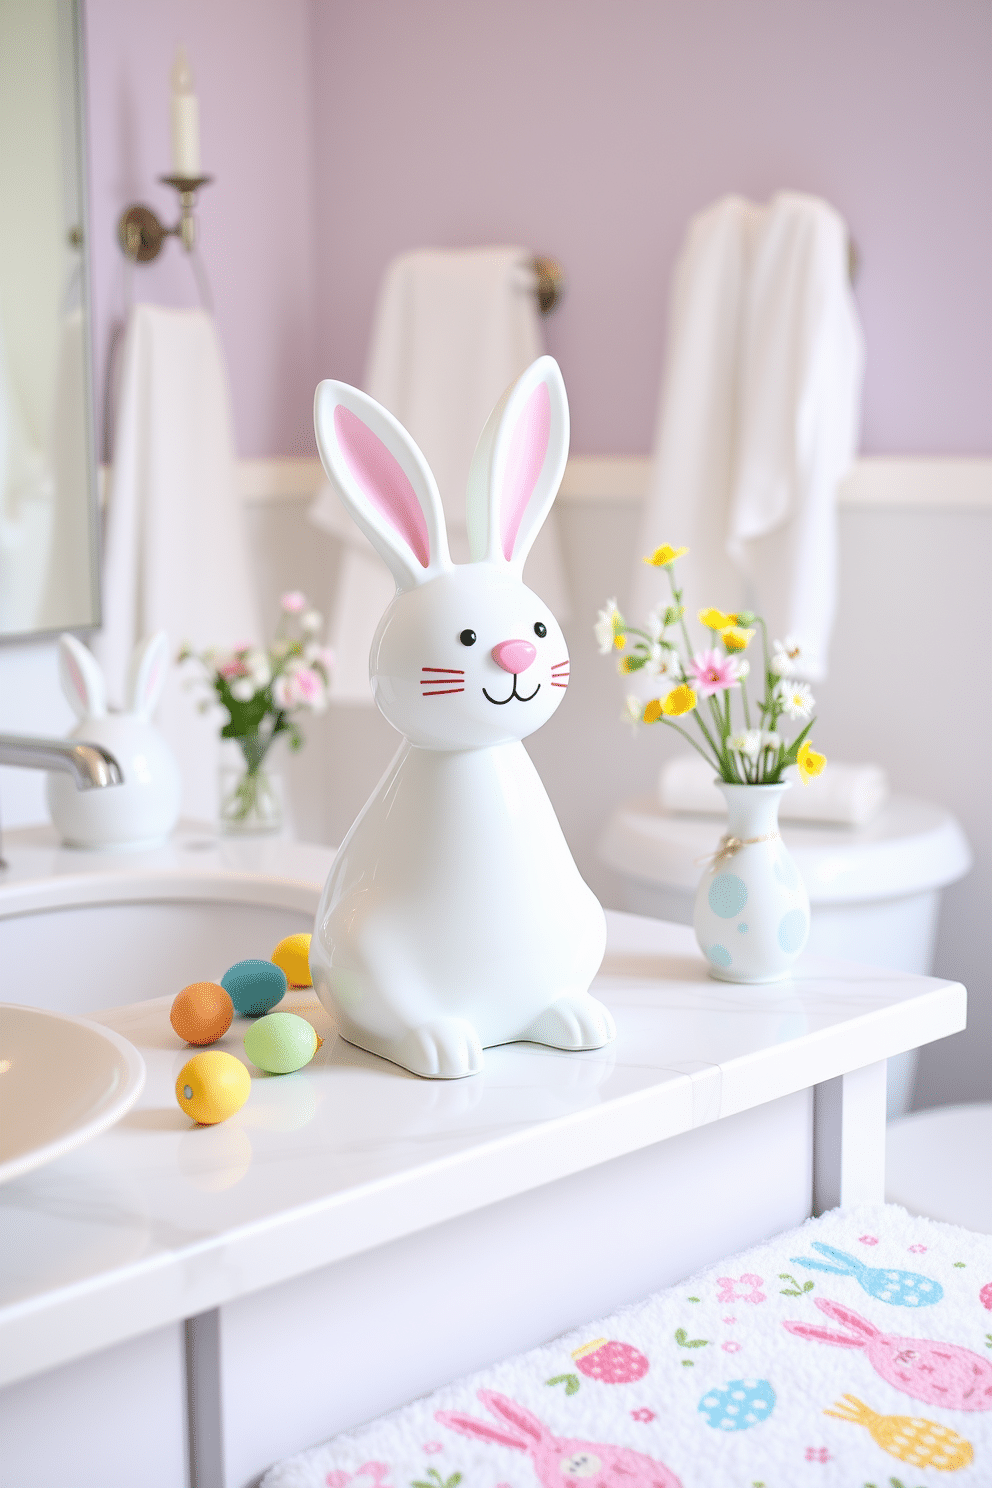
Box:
117, 175, 212, 262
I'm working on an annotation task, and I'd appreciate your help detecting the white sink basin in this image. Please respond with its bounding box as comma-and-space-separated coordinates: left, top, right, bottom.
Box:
0, 824, 337, 1015
0, 1004, 146, 1182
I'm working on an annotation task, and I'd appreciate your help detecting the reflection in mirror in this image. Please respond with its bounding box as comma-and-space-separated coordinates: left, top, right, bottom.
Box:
0, 0, 100, 640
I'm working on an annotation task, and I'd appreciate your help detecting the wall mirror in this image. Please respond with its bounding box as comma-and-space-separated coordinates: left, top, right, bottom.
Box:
0, 0, 100, 641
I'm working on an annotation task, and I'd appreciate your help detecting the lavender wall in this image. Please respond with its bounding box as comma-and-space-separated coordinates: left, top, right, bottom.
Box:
314, 0, 991, 456
83, 0, 319, 459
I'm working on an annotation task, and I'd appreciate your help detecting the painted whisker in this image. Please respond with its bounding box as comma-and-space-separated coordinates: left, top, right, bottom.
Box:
422, 688, 465, 696
422, 667, 464, 674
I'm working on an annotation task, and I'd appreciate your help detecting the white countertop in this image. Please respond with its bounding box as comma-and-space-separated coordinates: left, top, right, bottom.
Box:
0, 910, 965, 1388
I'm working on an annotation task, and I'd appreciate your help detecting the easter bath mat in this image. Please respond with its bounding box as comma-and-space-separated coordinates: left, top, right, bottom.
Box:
262, 1204, 992, 1488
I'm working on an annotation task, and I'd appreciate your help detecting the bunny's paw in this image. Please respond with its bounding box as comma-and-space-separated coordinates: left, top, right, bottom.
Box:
396, 1020, 484, 1079
522, 993, 616, 1051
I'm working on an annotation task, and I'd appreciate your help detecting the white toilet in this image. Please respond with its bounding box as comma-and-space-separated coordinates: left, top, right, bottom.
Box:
599, 792, 972, 1121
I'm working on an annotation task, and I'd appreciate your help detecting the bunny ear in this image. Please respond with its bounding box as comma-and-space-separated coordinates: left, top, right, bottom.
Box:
126, 630, 169, 719
435, 1412, 527, 1452
314, 380, 450, 592
782, 1320, 865, 1348
814, 1298, 879, 1338
478, 1391, 545, 1442
466, 355, 569, 571
58, 633, 106, 720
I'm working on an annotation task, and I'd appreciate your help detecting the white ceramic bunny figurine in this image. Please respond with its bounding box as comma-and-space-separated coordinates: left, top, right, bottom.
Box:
46, 631, 182, 849
311, 355, 612, 1078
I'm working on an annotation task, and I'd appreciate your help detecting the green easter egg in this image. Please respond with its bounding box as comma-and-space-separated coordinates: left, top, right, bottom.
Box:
222, 958, 287, 1017
243, 1012, 321, 1074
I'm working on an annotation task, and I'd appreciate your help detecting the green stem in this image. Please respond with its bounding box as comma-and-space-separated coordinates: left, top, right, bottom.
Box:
658, 717, 721, 771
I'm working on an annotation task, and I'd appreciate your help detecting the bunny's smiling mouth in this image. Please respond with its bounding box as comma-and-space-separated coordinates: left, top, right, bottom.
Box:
483, 678, 541, 705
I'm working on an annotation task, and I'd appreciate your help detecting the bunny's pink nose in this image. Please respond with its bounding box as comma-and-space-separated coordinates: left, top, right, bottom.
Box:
492, 639, 537, 674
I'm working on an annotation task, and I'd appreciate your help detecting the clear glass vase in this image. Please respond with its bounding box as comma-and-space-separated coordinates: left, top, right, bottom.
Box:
218, 735, 282, 836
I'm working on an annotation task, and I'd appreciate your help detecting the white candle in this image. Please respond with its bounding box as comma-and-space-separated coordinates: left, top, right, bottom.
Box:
170, 47, 200, 177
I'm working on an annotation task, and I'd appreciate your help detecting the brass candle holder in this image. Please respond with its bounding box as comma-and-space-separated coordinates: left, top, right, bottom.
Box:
117, 175, 213, 262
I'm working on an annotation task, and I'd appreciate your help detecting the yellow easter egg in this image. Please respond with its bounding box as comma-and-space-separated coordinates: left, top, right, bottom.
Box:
176, 1051, 251, 1125
271, 933, 312, 988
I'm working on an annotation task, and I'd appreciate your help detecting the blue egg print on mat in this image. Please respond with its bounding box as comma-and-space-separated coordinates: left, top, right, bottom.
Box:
699, 1378, 775, 1431
777, 908, 807, 954
222, 958, 287, 1017
708, 874, 748, 918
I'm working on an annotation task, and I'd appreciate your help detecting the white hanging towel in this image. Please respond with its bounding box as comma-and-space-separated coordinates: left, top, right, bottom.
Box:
94, 305, 259, 821
631, 192, 864, 681
311, 246, 568, 702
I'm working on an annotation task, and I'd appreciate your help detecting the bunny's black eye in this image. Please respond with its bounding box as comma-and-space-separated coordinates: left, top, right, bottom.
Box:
534, 622, 547, 638
459, 629, 477, 647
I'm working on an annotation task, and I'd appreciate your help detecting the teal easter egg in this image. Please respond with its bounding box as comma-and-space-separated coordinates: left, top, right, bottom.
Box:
243, 1012, 321, 1074
221, 958, 287, 1017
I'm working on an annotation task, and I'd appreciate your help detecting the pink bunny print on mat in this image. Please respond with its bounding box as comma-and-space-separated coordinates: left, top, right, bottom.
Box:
436, 1389, 683, 1488
783, 1298, 992, 1411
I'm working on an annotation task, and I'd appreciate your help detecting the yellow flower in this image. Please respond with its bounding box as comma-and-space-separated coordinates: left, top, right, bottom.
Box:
644, 544, 689, 568
698, 608, 738, 631
797, 739, 827, 784
661, 684, 697, 717
643, 698, 663, 723
618, 653, 640, 673
722, 625, 755, 652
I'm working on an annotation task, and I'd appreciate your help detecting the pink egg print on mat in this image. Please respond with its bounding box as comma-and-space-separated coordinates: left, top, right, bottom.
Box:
716, 1274, 765, 1304
572, 1338, 650, 1384
981, 1281, 992, 1311
783, 1298, 992, 1411
437, 1389, 683, 1488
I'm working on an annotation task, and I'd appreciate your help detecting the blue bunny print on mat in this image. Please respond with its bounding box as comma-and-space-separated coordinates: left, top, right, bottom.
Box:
790, 1243, 942, 1307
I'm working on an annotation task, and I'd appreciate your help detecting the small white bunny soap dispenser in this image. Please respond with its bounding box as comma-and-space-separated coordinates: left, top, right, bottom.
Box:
311, 355, 612, 1078
46, 631, 182, 849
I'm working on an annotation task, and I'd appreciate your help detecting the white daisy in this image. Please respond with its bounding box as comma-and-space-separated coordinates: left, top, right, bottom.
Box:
761, 730, 782, 751
642, 645, 682, 688
594, 598, 623, 655
771, 635, 817, 678
777, 679, 815, 719
230, 678, 255, 702
728, 729, 763, 759
621, 695, 642, 730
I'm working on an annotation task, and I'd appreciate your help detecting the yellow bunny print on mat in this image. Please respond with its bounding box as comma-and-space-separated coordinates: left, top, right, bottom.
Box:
824, 1394, 973, 1470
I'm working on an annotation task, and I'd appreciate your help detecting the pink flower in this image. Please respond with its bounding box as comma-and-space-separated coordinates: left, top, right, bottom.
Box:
804, 1447, 831, 1463
294, 666, 325, 705
716, 1274, 765, 1304
721, 1341, 741, 1353
859, 1235, 879, 1246
687, 649, 743, 696
630, 1408, 656, 1423
273, 674, 295, 709
422, 1443, 443, 1456
281, 590, 307, 613
722, 1316, 737, 1325
908, 1244, 928, 1255
217, 655, 247, 680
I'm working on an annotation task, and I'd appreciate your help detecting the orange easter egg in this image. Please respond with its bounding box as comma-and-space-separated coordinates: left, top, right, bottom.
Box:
170, 981, 234, 1046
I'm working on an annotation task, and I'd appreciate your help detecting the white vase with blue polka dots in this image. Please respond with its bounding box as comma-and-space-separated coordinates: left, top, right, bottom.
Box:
693, 782, 809, 982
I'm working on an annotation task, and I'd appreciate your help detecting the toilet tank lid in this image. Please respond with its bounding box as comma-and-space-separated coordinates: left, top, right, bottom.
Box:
598, 795, 972, 904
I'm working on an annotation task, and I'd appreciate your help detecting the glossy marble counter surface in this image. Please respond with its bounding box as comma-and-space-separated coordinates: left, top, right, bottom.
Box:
0, 823, 337, 918
0, 911, 965, 1388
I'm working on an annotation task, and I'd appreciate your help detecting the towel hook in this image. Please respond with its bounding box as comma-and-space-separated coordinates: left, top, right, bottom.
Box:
532, 256, 565, 315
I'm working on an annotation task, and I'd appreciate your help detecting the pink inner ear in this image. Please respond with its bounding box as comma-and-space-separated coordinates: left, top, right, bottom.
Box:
501, 381, 551, 561
65, 649, 87, 709
334, 405, 430, 568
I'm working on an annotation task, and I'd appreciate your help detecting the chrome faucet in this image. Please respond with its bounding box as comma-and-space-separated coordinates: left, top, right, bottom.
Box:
0, 735, 123, 868
0, 735, 124, 788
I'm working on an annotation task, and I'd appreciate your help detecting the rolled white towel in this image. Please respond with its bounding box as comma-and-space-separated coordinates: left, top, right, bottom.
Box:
658, 754, 889, 826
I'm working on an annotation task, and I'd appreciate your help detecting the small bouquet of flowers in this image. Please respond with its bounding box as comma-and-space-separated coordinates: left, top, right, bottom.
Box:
596, 544, 826, 786
180, 590, 334, 830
